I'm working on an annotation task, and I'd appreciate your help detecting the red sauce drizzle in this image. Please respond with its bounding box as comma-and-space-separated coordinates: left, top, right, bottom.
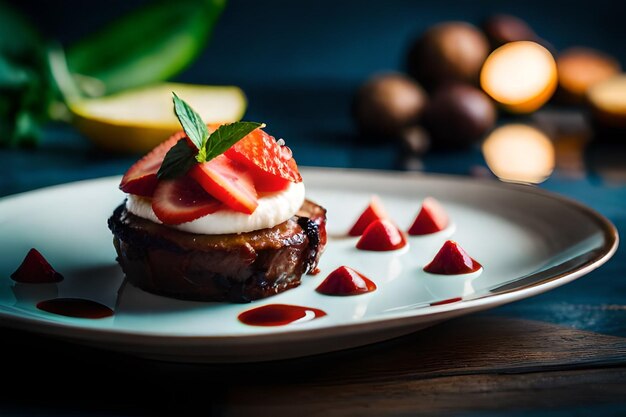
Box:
37, 298, 114, 319
238, 304, 326, 327
430, 297, 463, 306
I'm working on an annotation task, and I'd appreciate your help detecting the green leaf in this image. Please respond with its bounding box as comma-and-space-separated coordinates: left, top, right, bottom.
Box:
157, 139, 198, 179
172, 93, 208, 151
66, 0, 226, 96
204, 122, 263, 162
0, 2, 53, 147
158, 95, 262, 179
0, 54, 31, 90
0, 1, 43, 59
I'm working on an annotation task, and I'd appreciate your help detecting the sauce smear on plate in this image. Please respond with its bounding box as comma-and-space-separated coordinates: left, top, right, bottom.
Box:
238, 304, 326, 326
37, 298, 114, 319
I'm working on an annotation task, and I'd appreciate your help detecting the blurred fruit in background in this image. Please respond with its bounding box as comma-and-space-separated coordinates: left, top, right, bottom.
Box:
0, 0, 242, 152
422, 84, 495, 149
71, 83, 246, 153
352, 11, 624, 178
481, 14, 538, 49
587, 75, 626, 136
352, 73, 427, 140
480, 41, 557, 113
556, 48, 621, 104
482, 124, 555, 184
406, 22, 489, 91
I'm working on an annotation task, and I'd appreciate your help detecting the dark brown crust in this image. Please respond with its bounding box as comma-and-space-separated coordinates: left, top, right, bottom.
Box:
108, 200, 326, 303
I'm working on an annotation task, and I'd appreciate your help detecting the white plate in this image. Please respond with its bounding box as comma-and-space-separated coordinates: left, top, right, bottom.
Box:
0, 168, 618, 362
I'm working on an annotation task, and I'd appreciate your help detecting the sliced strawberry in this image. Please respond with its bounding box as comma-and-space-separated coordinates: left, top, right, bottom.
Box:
190, 155, 258, 214
119, 132, 185, 197
152, 175, 224, 225
316, 266, 377, 296
423, 240, 482, 275
11, 248, 64, 283
348, 196, 388, 236
356, 219, 407, 251
224, 128, 302, 186
408, 197, 449, 235
208, 124, 290, 192
248, 165, 292, 192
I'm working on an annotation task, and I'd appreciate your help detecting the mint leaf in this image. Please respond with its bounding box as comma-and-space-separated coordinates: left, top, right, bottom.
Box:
172, 92, 208, 150
203, 121, 264, 162
157, 139, 197, 179
157, 92, 264, 179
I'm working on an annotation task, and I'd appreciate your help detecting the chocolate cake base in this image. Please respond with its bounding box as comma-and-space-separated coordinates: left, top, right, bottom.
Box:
108, 200, 327, 303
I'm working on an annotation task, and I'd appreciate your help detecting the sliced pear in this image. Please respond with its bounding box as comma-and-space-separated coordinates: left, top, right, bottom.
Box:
70, 83, 247, 153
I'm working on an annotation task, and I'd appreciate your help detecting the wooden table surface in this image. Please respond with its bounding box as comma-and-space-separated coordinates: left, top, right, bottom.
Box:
2, 312, 625, 415
1, 107, 625, 415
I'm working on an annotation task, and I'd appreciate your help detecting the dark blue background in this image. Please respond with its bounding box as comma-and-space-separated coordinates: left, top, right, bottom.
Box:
10, 0, 626, 174
2, 2, 626, 415
16, 0, 626, 84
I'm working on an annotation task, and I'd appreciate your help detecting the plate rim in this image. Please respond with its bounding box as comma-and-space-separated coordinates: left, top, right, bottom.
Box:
0, 167, 619, 346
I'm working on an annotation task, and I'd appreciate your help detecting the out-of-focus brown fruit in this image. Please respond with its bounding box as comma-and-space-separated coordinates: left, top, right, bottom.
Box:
352, 73, 427, 139
422, 84, 496, 149
557, 47, 621, 104
480, 41, 557, 113
482, 14, 537, 49
399, 125, 431, 155
587, 74, 626, 133
406, 22, 490, 91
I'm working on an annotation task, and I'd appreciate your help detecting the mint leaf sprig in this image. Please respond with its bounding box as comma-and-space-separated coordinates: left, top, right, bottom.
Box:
172, 92, 208, 153
157, 93, 263, 180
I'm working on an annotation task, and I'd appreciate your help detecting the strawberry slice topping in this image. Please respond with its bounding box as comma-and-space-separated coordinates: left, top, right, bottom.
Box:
11, 248, 64, 283
152, 175, 224, 225
119, 132, 183, 197
190, 155, 258, 214
250, 170, 292, 193
356, 219, 407, 251
348, 196, 388, 236
408, 197, 449, 235
225, 128, 301, 191
423, 240, 482, 274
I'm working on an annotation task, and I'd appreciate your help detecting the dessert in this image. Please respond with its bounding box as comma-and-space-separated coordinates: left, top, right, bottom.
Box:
109, 94, 326, 303
316, 266, 376, 296
408, 197, 448, 235
423, 240, 482, 275
11, 248, 64, 283
348, 196, 387, 236
356, 219, 407, 251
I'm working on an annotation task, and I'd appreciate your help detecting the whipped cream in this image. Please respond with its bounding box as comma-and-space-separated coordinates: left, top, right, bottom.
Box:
126, 182, 305, 234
